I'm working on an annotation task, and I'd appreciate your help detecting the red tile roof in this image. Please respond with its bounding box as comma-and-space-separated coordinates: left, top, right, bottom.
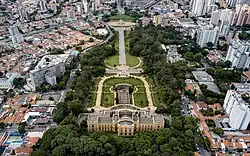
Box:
15, 147, 33, 154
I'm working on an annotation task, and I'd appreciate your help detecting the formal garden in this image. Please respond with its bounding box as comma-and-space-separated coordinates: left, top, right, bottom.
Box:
101, 77, 148, 108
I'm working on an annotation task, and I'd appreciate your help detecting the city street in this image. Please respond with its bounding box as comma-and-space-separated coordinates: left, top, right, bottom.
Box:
180, 94, 191, 116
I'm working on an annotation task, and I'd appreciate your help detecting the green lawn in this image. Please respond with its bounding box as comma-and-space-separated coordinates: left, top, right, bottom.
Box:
104, 77, 144, 86
136, 86, 145, 93
152, 92, 160, 107
105, 55, 119, 67
109, 15, 134, 21
126, 53, 140, 67
105, 53, 140, 67
93, 78, 101, 92
89, 93, 97, 107
101, 93, 114, 107
134, 93, 148, 107
103, 85, 112, 92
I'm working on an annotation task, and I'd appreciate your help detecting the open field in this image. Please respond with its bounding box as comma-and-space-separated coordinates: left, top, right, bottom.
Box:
105, 53, 140, 67
105, 55, 119, 67
126, 53, 140, 67
109, 15, 134, 21
104, 77, 144, 86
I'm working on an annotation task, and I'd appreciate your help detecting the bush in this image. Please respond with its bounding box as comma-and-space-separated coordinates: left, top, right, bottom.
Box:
213, 128, 224, 136
205, 119, 215, 128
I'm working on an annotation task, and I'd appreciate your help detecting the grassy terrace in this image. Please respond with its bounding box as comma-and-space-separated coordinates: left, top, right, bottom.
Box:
88, 78, 101, 107
101, 77, 148, 108
104, 77, 144, 86
101, 93, 114, 107
105, 53, 140, 68
134, 93, 148, 108
126, 53, 140, 67
145, 77, 161, 107
109, 15, 134, 21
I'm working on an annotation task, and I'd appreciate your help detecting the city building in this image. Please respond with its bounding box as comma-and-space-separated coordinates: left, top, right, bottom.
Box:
39, 0, 48, 12
19, 6, 29, 23
0, 79, 12, 90
191, 0, 217, 16
28, 54, 70, 90
0, 73, 20, 90
226, 0, 250, 7
91, 1, 97, 11
87, 105, 164, 136
192, 71, 220, 93
210, 10, 221, 26
219, 21, 230, 36
67, 9, 76, 19
234, 4, 250, 26
44, 71, 57, 86
153, 15, 161, 25
8, 26, 24, 44
191, 0, 207, 16
196, 25, 219, 47
220, 8, 235, 25
82, 0, 88, 13
225, 39, 250, 69
223, 89, 250, 130
76, 2, 82, 13
165, 45, 184, 63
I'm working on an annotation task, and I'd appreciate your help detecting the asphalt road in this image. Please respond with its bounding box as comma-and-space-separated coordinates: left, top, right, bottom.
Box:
118, 27, 126, 65
180, 94, 191, 116
181, 94, 211, 156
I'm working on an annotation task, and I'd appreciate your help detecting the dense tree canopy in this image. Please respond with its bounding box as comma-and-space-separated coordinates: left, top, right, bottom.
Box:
128, 26, 192, 114
34, 115, 197, 156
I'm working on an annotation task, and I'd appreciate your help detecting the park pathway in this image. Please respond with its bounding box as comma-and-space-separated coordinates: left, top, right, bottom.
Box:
118, 27, 126, 65
94, 76, 108, 110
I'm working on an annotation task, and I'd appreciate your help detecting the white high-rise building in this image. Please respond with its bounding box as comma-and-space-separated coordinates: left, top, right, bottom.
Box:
67, 9, 75, 19
82, 0, 88, 13
226, 39, 250, 69
196, 25, 219, 47
8, 26, 24, 44
233, 4, 250, 26
19, 7, 28, 22
220, 8, 235, 25
95, 0, 100, 6
192, 0, 206, 16
226, 0, 250, 7
44, 71, 57, 86
224, 89, 250, 130
226, 0, 237, 7
219, 21, 230, 36
91, 1, 97, 11
76, 3, 82, 13
192, 0, 216, 16
29, 54, 70, 89
39, 0, 47, 12
50, 4, 57, 13
210, 10, 221, 26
